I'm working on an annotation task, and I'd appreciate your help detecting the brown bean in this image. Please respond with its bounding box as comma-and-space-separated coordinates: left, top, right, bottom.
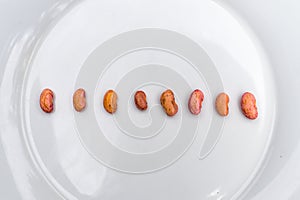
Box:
134, 91, 147, 110
188, 89, 204, 115
241, 92, 258, 120
215, 92, 229, 116
40, 88, 54, 113
103, 90, 118, 114
73, 88, 86, 112
160, 89, 178, 117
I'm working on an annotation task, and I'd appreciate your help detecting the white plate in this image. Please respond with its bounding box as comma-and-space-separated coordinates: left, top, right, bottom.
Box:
0, 0, 299, 199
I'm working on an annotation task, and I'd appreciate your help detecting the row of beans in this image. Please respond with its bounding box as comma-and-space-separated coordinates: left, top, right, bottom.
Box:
39, 88, 258, 120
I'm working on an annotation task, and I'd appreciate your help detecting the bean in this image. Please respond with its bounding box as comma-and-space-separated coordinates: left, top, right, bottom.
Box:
40, 88, 54, 113
188, 89, 204, 115
134, 91, 148, 110
73, 88, 86, 112
103, 90, 118, 114
215, 92, 229, 116
160, 89, 178, 116
241, 92, 258, 120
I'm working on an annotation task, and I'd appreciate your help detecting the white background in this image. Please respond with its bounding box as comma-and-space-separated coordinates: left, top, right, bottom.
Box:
0, 0, 300, 199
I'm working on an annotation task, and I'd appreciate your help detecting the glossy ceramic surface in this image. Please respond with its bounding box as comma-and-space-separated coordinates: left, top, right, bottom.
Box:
0, 0, 299, 199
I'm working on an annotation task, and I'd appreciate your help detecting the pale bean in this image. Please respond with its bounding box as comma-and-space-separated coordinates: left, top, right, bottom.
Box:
188, 89, 204, 115
215, 92, 229, 116
73, 88, 86, 112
